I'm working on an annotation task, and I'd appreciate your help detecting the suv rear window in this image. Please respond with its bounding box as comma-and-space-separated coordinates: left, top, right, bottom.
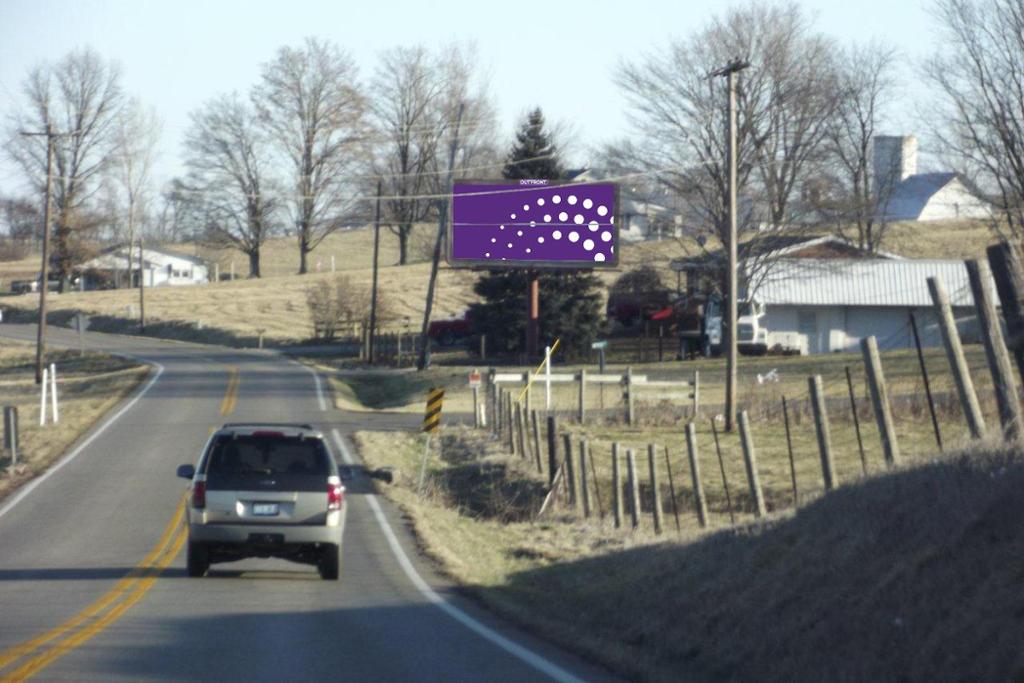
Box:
203, 435, 331, 491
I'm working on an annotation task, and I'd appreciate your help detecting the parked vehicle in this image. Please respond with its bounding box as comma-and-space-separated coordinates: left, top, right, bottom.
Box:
428, 310, 475, 347
649, 294, 769, 356
176, 423, 346, 580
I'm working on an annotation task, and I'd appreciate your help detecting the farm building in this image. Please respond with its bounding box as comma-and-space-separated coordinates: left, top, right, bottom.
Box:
749, 257, 982, 354
76, 247, 209, 290
674, 235, 984, 355
874, 135, 992, 222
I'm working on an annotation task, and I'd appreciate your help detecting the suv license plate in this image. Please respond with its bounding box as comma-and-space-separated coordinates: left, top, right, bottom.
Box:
252, 503, 279, 516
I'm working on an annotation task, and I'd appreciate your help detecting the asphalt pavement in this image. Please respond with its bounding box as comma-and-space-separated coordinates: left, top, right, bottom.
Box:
0, 325, 619, 682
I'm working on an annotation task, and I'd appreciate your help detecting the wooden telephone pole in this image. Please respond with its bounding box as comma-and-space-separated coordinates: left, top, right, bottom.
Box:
711, 58, 750, 432
368, 180, 382, 364
20, 124, 56, 384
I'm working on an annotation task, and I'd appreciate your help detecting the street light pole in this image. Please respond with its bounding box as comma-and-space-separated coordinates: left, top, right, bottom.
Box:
712, 58, 750, 432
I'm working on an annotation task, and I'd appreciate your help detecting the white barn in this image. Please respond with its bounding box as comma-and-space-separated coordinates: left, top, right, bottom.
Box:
77, 247, 209, 289
875, 135, 992, 222
750, 258, 982, 354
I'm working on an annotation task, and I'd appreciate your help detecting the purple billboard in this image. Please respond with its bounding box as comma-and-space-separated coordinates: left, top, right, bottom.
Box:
448, 180, 618, 268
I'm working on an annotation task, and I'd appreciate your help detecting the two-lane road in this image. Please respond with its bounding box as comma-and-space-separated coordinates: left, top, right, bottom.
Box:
0, 326, 617, 682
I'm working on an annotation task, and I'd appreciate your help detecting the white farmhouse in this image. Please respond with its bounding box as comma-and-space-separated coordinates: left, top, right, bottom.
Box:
874, 135, 992, 222
77, 247, 209, 290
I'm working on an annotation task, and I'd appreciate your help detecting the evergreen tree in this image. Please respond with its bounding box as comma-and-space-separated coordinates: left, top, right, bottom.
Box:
469, 108, 605, 359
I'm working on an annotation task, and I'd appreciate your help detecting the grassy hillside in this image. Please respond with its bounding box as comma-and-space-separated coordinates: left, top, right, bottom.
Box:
0, 219, 998, 344
356, 425, 1024, 682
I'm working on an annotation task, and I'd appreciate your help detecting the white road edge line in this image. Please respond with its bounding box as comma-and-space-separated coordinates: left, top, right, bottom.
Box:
0, 361, 166, 521
330, 428, 584, 683
293, 360, 327, 411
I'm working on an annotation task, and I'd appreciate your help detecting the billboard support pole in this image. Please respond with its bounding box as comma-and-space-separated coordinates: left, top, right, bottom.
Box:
527, 275, 539, 359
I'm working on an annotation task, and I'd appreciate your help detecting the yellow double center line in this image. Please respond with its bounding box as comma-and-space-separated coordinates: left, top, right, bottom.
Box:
220, 367, 240, 415
0, 368, 241, 680
0, 495, 187, 681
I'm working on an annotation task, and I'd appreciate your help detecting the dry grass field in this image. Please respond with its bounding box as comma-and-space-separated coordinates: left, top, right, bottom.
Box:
0, 218, 995, 346
354, 419, 1023, 681
0, 340, 148, 503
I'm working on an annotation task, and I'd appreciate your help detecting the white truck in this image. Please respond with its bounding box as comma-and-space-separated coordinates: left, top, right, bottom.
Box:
705, 296, 769, 355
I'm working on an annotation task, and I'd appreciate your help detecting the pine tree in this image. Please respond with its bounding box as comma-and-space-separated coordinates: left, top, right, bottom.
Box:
469, 108, 605, 359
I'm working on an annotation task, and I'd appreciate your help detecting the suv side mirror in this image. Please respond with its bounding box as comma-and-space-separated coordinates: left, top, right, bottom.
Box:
176, 464, 196, 479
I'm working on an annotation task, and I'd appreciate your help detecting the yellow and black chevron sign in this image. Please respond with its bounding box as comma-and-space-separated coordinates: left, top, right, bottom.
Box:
422, 387, 445, 433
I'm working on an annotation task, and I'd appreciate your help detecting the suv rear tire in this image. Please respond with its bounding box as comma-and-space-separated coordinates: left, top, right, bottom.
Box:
187, 540, 209, 577
318, 543, 341, 580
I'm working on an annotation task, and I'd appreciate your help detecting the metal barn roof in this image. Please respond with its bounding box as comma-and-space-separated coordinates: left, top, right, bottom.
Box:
750, 259, 979, 307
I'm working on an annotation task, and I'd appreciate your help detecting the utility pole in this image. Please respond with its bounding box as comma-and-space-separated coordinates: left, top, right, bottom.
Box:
712, 58, 749, 432
138, 235, 146, 332
368, 180, 383, 364
21, 124, 55, 384
418, 102, 465, 371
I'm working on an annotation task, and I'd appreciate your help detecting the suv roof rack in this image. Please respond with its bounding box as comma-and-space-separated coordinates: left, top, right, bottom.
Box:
220, 422, 316, 432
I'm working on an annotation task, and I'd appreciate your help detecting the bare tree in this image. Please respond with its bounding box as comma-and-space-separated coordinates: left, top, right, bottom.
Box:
370, 46, 445, 266
254, 37, 369, 274
5, 47, 124, 289
822, 41, 899, 251
0, 196, 41, 243
926, 0, 1024, 239
370, 43, 499, 266
111, 97, 161, 279
615, 3, 839, 293
184, 93, 277, 277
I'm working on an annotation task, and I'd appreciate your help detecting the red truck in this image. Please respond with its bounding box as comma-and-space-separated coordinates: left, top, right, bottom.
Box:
427, 310, 475, 347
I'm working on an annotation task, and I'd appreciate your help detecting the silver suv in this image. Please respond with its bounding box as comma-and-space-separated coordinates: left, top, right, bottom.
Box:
176, 424, 346, 580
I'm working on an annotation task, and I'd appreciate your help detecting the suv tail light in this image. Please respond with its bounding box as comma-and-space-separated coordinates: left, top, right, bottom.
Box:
328, 483, 344, 511
192, 481, 207, 509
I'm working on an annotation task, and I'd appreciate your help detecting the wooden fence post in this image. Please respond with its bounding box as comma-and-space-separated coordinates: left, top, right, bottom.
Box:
626, 448, 640, 529
487, 369, 497, 436
861, 336, 901, 466
515, 403, 528, 460
579, 439, 591, 518
546, 416, 558, 486
647, 444, 663, 534
986, 241, 1024, 386
530, 410, 542, 473
685, 422, 709, 528
809, 375, 838, 491
738, 411, 767, 518
692, 370, 700, 417
563, 434, 578, 509
578, 368, 587, 423
472, 386, 480, 429
506, 391, 516, 455
967, 259, 1023, 441
612, 443, 623, 529
928, 276, 986, 438
625, 366, 635, 425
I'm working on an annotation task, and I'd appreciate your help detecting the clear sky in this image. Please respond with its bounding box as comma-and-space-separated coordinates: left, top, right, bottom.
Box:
0, 0, 938, 193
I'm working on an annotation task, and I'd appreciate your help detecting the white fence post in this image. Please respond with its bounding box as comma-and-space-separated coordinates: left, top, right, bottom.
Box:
39, 366, 48, 426
544, 345, 552, 410
50, 363, 58, 424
